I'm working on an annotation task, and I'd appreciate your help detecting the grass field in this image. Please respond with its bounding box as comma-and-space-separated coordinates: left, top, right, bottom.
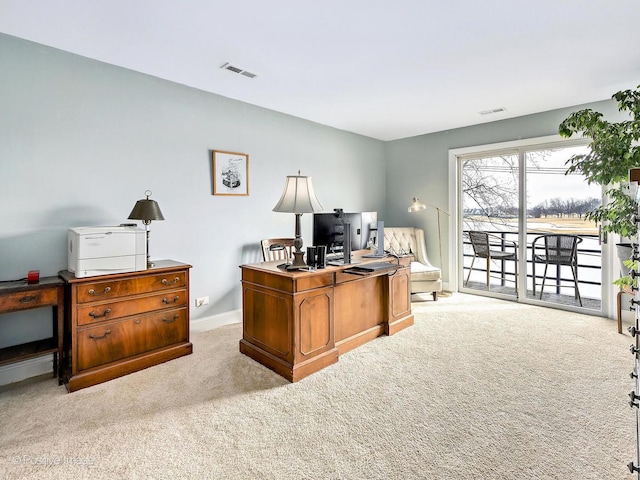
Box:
467, 215, 598, 235
524, 216, 598, 235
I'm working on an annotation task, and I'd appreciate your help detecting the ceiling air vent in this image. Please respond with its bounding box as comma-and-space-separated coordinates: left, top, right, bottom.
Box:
220, 63, 259, 79
479, 107, 507, 116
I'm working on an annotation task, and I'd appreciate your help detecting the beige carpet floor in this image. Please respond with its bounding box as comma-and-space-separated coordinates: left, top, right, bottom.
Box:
0, 293, 634, 479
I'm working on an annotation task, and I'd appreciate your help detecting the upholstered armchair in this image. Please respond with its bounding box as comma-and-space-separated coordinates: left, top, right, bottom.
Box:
384, 227, 442, 300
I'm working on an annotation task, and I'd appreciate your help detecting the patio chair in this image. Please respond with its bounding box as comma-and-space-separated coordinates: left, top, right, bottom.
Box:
531, 234, 582, 306
465, 231, 518, 293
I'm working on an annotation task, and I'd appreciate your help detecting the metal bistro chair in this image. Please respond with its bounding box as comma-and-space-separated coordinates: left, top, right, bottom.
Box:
465, 231, 518, 293
260, 238, 295, 262
531, 234, 582, 306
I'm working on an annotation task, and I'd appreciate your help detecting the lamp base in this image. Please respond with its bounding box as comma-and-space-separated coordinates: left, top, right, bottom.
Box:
287, 251, 308, 270
146, 251, 155, 269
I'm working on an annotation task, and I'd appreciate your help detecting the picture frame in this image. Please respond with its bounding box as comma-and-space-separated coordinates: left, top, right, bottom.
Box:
212, 150, 250, 196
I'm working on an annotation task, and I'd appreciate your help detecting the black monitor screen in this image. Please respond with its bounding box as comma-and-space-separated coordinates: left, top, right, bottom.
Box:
312, 211, 377, 254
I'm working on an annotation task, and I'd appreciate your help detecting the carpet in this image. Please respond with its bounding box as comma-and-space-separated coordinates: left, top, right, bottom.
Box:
0, 293, 634, 479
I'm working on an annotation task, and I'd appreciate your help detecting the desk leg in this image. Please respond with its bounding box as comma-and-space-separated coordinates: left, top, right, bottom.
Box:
54, 287, 64, 384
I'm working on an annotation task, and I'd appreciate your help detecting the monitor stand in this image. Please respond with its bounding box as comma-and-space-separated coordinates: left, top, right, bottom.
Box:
363, 221, 386, 258
326, 223, 359, 266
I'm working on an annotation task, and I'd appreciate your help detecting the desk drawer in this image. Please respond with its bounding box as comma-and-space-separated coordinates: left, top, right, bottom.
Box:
75, 271, 187, 303
77, 308, 188, 371
76, 289, 187, 326
0, 288, 58, 313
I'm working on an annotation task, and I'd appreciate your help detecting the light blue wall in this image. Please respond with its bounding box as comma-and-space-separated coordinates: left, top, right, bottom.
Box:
0, 34, 386, 347
385, 99, 623, 285
0, 31, 629, 355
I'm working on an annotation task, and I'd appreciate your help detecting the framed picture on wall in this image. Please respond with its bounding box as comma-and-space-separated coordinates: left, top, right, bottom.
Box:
212, 150, 249, 196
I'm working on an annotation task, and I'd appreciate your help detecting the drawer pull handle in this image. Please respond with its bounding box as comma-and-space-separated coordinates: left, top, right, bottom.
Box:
88, 287, 111, 296
161, 277, 180, 286
163, 296, 180, 304
89, 330, 111, 340
19, 295, 37, 303
163, 314, 180, 323
89, 308, 112, 319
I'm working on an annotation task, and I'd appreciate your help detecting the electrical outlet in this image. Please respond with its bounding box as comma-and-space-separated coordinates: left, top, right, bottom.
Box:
195, 296, 209, 307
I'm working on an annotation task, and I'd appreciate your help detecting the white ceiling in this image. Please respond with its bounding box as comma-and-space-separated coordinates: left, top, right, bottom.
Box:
1, 0, 639, 141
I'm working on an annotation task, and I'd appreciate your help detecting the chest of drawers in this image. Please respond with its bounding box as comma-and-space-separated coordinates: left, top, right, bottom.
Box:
59, 260, 192, 392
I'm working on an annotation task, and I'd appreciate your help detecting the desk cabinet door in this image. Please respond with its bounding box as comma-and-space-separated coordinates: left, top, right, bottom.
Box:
388, 267, 411, 320
242, 284, 334, 363
297, 288, 333, 359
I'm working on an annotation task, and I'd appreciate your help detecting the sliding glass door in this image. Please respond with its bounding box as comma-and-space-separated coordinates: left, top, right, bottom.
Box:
458, 140, 604, 312
524, 146, 601, 310
461, 152, 520, 297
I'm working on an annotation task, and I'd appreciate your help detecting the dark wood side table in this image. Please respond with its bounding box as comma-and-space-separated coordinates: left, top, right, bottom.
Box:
0, 276, 65, 383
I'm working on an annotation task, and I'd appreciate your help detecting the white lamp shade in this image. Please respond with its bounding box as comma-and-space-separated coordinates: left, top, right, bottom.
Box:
408, 197, 427, 213
273, 175, 323, 213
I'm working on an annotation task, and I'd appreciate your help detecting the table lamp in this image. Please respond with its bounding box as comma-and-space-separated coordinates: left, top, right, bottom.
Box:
273, 172, 323, 270
128, 190, 165, 268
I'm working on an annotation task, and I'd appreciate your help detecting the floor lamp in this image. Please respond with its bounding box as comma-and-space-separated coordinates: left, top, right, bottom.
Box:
408, 197, 452, 297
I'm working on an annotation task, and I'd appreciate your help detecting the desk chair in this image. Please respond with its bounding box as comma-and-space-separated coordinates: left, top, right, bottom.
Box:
261, 238, 295, 262
531, 234, 582, 306
465, 231, 518, 293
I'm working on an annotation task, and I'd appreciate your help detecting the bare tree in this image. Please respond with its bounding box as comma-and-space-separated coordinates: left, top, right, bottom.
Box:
461, 149, 592, 232
462, 155, 519, 231
528, 197, 601, 219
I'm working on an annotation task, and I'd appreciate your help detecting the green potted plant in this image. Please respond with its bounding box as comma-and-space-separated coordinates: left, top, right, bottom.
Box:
558, 84, 640, 288
615, 258, 639, 291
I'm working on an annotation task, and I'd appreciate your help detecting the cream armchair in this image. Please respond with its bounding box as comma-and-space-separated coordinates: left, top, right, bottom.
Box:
384, 227, 442, 301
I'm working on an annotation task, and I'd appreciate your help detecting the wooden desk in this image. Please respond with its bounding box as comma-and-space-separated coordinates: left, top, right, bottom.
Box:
0, 276, 65, 383
239, 253, 414, 382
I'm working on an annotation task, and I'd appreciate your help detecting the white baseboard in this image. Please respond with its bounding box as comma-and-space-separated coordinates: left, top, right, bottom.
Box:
189, 309, 242, 333
0, 355, 54, 387
0, 310, 243, 388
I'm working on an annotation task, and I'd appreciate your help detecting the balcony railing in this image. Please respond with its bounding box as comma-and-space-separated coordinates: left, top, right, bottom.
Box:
462, 230, 601, 303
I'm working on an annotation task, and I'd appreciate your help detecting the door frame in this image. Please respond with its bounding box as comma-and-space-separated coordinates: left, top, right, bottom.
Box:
448, 134, 612, 317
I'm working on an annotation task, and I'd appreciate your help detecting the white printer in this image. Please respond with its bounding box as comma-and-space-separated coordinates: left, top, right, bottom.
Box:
68, 226, 147, 278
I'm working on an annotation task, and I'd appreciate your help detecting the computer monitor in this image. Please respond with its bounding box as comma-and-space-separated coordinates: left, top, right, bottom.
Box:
363, 220, 385, 258
312, 211, 377, 255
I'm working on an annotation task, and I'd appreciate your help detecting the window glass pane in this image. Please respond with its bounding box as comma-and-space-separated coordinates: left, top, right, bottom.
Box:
525, 146, 601, 310
462, 154, 519, 296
